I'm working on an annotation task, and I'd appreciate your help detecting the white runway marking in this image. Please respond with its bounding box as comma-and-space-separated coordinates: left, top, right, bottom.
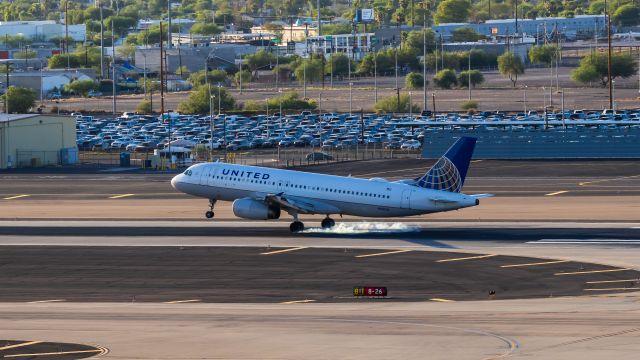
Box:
586, 279, 639, 284
0, 341, 42, 351
530, 239, 640, 245
500, 260, 570, 268
164, 299, 202, 304
3, 194, 30, 200
555, 268, 631, 276
355, 249, 411, 258
108, 193, 135, 199
545, 190, 569, 196
429, 298, 455, 302
27, 299, 66, 304
260, 246, 307, 255
437, 254, 497, 263
280, 299, 316, 304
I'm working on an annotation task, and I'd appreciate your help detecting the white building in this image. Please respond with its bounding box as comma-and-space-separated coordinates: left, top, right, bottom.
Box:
0, 21, 85, 42
304, 33, 375, 60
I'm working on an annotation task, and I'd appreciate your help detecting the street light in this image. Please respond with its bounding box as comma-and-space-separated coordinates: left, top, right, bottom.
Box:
265, 98, 269, 117
209, 94, 215, 159
523, 85, 528, 117
408, 91, 412, 119
612, 80, 616, 111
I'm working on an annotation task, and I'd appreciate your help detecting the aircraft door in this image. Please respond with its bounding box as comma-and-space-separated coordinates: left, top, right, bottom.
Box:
401, 190, 411, 208
206, 166, 219, 186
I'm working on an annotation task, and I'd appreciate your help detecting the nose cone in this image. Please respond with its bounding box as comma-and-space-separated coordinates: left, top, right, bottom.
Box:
171, 174, 182, 191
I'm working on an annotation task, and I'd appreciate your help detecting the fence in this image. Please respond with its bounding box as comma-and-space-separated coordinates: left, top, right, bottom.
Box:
422, 127, 640, 159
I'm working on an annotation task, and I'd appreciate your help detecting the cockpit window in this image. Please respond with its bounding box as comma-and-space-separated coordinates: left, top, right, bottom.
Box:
184, 170, 193, 176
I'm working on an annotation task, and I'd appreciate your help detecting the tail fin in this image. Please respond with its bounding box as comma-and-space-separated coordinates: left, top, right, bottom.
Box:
414, 137, 477, 193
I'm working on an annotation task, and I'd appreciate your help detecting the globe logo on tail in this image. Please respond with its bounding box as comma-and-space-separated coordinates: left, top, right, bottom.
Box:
415, 156, 462, 193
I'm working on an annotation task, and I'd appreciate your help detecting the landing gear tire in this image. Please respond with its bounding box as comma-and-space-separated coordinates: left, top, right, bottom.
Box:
205, 199, 217, 219
321, 217, 335, 229
205, 211, 214, 219
289, 221, 305, 233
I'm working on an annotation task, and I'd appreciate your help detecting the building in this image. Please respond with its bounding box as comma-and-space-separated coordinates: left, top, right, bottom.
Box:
443, 36, 535, 64
304, 33, 375, 59
251, 21, 318, 43
0, 21, 85, 42
0, 68, 96, 99
0, 114, 77, 169
432, 15, 608, 41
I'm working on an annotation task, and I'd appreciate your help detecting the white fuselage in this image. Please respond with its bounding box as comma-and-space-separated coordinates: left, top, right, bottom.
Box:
171, 162, 479, 217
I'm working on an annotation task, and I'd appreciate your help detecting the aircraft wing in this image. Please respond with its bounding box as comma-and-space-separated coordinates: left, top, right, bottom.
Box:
470, 193, 494, 198
259, 192, 341, 215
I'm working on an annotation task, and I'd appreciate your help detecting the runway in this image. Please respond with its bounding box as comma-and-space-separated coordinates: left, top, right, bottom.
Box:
1, 160, 639, 359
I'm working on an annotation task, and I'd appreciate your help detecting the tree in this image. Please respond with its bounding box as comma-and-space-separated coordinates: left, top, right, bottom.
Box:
244, 50, 276, 72
405, 72, 425, 89
457, 70, 484, 88
404, 29, 436, 54
177, 85, 235, 114
325, 53, 350, 77
13, 50, 37, 59
451, 28, 485, 42
434, 0, 471, 24
497, 52, 525, 87
105, 16, 137, 36
613, 4, 640, 27
294, 58, 323, 84
175, 65, 190, 76
136, 100, 152, 114
64, 79, 98, 97
570, 52, 638, 87
190, 22, 222, 35
188, 69, 229, 86
3, 86, 36, 113
117, 42, 136, 61
266, 91, 317, 111
233, 70, 252, 87
528, 45, 559, 66
433, 69, 457, 89
373, 94, 420, 113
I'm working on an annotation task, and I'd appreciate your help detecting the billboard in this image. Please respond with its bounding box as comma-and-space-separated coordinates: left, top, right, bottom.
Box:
354, 9, 374, 23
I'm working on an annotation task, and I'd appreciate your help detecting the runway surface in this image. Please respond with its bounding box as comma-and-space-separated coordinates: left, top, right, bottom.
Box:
1, 159, 639, 200
1, 160, 639, 359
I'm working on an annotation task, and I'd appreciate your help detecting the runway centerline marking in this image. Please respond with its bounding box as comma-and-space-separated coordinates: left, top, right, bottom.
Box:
3, 194, 30, 200
27, 299, 65, 304
545, 190, 569, 196
4, 349, 103, 358
579, 174, 640, 186
260, 246, 307, 255
355, 249, 411, 258
586, 279, 639, 284
280, 299, 316, 304
584, 287, 640, 291
436, 254, 497, 263
555, 268, 632, 276
429, 298, 455, 302
0, 341, 42, 351
164, 299, 201, 304
108, 193, 135, 199
501, 260, 570, 268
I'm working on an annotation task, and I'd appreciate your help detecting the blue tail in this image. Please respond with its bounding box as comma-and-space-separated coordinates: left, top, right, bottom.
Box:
414, 137, 477, 193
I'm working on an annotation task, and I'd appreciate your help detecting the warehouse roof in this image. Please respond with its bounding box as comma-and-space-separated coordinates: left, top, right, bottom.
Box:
0, 114, 42, 123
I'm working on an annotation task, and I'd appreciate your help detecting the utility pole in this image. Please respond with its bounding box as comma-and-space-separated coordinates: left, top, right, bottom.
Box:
112, 23, 116, 115
374, 53, 377, 103
167, 0, 172, 49
423, 1, 427, 111
395, 47, 399, 111
99, 0, 104, 78
65, 1, 69, 70
160, 21, 165, 117
317, 0, 321, 38
605, 0, 613, 110
468, 50, 472, 101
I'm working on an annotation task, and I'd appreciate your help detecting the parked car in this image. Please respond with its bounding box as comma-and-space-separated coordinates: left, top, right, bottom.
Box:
306, 152, 334, 161
88, 90, 103, 97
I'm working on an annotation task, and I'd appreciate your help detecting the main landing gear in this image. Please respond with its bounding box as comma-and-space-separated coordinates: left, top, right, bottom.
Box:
289, 214, 304, 233
321, 217, 336, 229
205, 199, 216, 219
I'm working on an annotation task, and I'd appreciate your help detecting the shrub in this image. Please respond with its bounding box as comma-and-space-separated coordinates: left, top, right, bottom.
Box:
461, 100, 479, 111
136, 100, 152, 114
433, 69, 457, 89
373, 94, 421, 113
405, 72, 426, 89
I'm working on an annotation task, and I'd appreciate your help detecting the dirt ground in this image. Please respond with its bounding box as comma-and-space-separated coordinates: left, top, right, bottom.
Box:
51, 67, 640, 114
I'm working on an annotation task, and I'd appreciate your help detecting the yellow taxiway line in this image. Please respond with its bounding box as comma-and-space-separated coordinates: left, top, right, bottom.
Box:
108, 193, 135, 199
0, 341, 42, 351
260, 246, 307, 255
436, 254, 497, 263
586, 279, 639, 284
500, 260, 570, 268
429, 298, 455, 302
27, 299, 65, 304
355, 249, 411, 258
545, 190, 569, 196
579, 174, 640, 186
4, 349, 103, 358
3, 194, 30, 200
555, 268, 631, 276
163, 299, 201, 304
280, 299, 316, 304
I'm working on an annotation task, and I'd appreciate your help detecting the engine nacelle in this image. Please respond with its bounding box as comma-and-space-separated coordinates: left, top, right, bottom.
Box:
232, 198, 281, 220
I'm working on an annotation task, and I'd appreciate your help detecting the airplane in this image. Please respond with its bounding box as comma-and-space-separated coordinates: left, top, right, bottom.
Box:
171, 136, 490, 232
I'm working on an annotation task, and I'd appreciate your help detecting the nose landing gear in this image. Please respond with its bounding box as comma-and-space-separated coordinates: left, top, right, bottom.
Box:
205, 199, 216, 219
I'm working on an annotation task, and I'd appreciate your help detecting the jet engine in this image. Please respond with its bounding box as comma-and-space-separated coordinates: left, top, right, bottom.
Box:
232, 198, 281, 220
